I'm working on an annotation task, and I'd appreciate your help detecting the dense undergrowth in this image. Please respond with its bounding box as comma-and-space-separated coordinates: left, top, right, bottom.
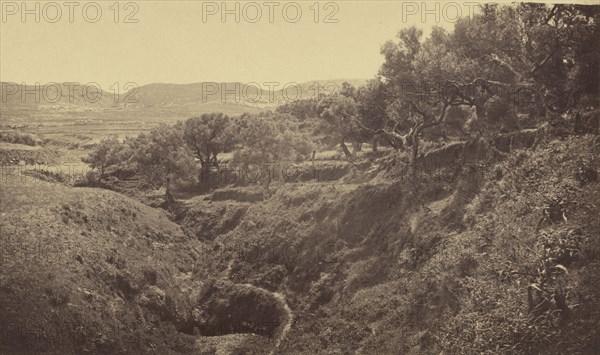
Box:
178, 134, 600, 354
1, 134, 599, 354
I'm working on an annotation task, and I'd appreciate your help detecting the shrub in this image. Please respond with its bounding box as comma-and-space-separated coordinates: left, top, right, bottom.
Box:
0, 131, 42, 146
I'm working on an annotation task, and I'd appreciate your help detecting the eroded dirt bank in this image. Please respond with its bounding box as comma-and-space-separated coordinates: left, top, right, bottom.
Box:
2, 135, 600, 354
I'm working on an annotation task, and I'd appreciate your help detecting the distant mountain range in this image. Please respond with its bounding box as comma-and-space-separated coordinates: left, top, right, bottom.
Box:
0, 79, 368, 119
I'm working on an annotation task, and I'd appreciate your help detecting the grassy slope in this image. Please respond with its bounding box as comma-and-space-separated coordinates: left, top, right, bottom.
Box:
0, 144, 61, 165
2, 134, 599, 354
0, 177, 202, 354
182, 135, 600, 354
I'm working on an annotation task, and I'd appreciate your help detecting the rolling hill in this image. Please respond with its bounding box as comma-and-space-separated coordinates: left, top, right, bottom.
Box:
0, 79, 369, 122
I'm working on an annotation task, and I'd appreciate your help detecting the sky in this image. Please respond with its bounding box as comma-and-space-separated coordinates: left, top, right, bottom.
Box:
0, 0, 586, 89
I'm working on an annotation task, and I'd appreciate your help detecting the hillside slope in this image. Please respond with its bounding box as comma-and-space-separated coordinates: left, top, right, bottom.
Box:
0, 174, 301, 354
2, 134, 598, 354
1, 79, 368, 123
0, 177, 203, 354
180, 134, 600, 354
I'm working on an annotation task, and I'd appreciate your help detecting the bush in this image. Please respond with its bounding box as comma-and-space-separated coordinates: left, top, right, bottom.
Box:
232, 113, 315, 186
0, 131, 43, 146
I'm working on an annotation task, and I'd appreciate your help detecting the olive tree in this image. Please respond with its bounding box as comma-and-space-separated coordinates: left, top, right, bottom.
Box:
135, 123, 196, 204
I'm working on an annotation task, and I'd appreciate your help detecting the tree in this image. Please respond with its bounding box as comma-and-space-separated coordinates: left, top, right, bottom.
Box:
232, 113, 313, 187
135, 124, 196, 204
317, 93, 362, 159
183, 113, 236, 169
356, 78, 390, 152
375, 26, 484, 168
83, 137, 122, 177
276, 96, 322, 120
449, 4, 599, 119
369, 3, 600, 169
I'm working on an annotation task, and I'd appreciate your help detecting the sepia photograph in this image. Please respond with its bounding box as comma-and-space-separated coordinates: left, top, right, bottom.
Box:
1, 0, 599, 354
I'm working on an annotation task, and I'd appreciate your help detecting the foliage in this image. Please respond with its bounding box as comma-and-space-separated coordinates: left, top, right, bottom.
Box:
82, 136, 139, 179
0, 131, 43, 146
317, 94, 359, 144
134, 123, 196, 201
355, 79, 389, 145
82, 138, 123, 176
354, 4, 600, 166
183, 113, 237, 168
276, 96, 323, 120
233, 113, 314, 164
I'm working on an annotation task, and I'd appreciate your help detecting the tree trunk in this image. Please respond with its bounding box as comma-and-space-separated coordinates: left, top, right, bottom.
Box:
261, 164, 272, 190
385, 136, 399, 150
411, 138, 419, 167
410, 129, 421, 177
372, 137, 378, 152
165, 177, 176, 204
340, 140, 353, 159
199, 165, 211, 184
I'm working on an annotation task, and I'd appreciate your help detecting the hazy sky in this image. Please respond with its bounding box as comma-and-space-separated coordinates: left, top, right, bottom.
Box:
0, 1, 581, 89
